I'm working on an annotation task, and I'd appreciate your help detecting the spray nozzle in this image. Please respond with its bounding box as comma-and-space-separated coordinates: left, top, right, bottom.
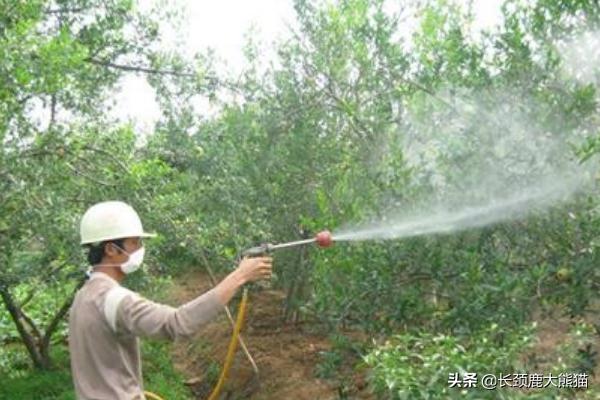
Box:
315, 230, 333, 247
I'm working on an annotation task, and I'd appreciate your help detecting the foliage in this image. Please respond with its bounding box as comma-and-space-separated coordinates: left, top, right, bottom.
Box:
364, 320, 600, 399
365, 322, 600, 399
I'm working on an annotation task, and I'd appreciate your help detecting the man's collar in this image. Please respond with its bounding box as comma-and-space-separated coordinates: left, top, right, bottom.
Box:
89, 270, 120, 285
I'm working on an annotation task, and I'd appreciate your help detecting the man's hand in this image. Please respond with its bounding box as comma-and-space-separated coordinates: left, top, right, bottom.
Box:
236, 256, 273, 283
213, 256, 274, 305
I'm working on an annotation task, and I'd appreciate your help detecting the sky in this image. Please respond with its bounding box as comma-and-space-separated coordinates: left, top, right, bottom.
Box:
110, 0, 505, 133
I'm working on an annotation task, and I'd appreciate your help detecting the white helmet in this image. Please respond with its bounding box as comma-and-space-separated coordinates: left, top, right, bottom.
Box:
80, 201, 156, 245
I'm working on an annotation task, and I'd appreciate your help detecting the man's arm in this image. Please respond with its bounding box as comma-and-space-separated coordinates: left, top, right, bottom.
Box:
109, 256, 273, 341
114, 287, 222, 341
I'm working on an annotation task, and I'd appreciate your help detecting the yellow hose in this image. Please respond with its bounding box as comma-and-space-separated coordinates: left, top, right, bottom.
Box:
144, 391, 165, 400
207, 288, 249, 400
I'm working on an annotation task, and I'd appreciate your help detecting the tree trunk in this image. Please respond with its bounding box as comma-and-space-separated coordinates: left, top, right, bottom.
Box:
284, 245, 308, 323
0, 277, 86, 370
0, 285, 48, 369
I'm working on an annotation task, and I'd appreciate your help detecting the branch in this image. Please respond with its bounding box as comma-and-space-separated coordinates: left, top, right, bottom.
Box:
19, 287, 36, 309
44, 7, 87, 14
17, 94, 33, 105
66, 162, 114, 186
80, 145, 129, 172
49, 94, 57, 130
396, 75, 459, 112
87, 58, 203, 80
83, 58, 246, 94
19, 310, 43, 342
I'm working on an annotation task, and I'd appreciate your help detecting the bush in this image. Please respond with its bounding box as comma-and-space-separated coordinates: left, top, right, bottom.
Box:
363, 323, 536, 399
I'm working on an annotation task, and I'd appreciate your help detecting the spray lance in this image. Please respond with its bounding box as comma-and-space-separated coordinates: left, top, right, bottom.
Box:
206, 229, 334, 400
242, 230, 334, 257
241, 229, 334, 288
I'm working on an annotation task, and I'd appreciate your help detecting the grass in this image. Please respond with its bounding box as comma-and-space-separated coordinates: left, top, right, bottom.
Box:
0, 346, 75, 400
141, 341, 194, 400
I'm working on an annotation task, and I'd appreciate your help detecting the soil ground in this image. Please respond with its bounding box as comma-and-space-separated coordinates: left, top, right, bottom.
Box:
168, 270, 374, 400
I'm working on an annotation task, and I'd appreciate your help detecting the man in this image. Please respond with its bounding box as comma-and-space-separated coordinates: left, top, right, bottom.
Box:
68, 201, 272, 399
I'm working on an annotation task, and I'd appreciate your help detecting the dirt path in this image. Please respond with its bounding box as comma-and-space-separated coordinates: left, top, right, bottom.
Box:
168, 271, 373, 400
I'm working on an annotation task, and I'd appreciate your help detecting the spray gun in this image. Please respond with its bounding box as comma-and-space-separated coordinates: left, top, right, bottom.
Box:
242, 230, 334, 257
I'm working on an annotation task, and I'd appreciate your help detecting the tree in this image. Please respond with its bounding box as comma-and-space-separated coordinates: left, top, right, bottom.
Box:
0, 0, 209, 369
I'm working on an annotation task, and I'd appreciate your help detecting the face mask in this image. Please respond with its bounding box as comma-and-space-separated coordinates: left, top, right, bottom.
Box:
120, 246, 145, 274
99, 245, 145, 274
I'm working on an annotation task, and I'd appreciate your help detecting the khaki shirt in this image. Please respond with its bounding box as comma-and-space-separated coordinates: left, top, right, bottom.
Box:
68, 272, 223, 400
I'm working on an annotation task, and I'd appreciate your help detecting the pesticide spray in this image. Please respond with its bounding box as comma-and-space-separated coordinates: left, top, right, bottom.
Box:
334, 36, 600, 244
332, 171, 588, 242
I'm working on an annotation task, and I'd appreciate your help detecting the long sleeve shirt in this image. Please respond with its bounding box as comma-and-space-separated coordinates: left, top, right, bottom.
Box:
68, 271, 223, 400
